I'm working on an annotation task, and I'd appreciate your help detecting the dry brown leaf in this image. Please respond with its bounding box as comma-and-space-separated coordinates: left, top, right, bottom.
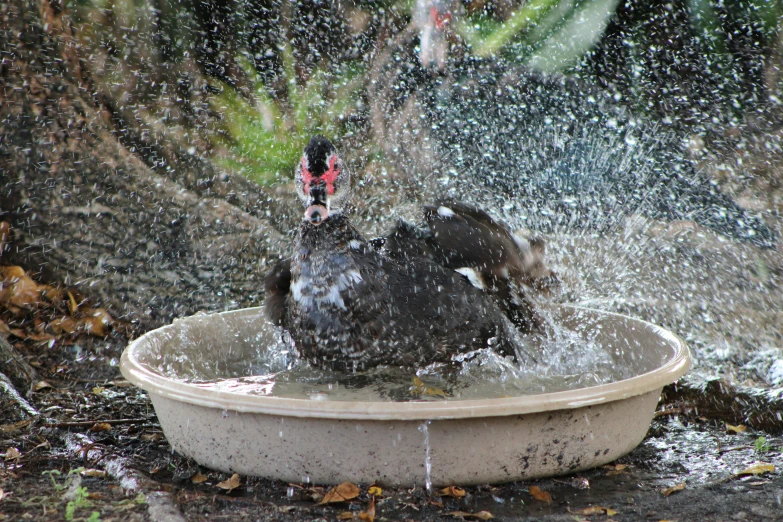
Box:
4, 447, 21, 460
216, 473, 241, 493
318, 482, 360, 505
410, 376, 449, 398
66, 290, 80, 314
12, 330, 55, 342
367, 485, 382, 497
570, 506, 619, 516
82, 308, 113, 336
0, 267, 41, 308
358, 495, 375, 522
49, 316, 80, 335
660, 483, 686, 497
734, 462, 774, 477
0, 488, 6, 502
90, 423, 112, 432
337, 512, 356, 521
603, 464, 628, 476
726, 423, 747, 434
80, 469, 107, 478
439, 485, 466, 498
0, 221, 11, 254
32, 381, 52, 392
0, 420, 32, 434
40, 285, 62, 303
81, 316, 107, 337
0, 320, 9, 335
446, 511, 493, 520
191, 472, 208, 484
528, 485, 552, 503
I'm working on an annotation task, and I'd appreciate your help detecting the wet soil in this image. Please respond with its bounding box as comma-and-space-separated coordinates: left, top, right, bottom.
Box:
1, 330, 782, 522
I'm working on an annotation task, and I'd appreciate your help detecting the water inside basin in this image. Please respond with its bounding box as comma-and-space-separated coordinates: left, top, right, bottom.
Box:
121, 305, 690, 485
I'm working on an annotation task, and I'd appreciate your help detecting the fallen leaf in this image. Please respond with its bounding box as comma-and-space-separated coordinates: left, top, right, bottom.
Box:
410, 376, 449, 398
216, 473, 241, 493
191, 472, 208, 484
90, 423, 112, 432
319, 482, 360, 504
603, 464, 628, 475
0, 320, 9, 335
660, 483, 686, 497
0, 420, 32, 434
570, 506, 618, 516
4, 448, 21, 460
49, 316, 80, 335
446, 511, 493, 520
726, 423, 747, 434
66, 290, 80, 314
81, 308, 113, 336
0, 221, 11, 253
734, 462, 774, 477
0, 267, 41, 308
367, 485, 382, 497
33, 381, 52, 392
528, 485, 552, 503
439, 485, 466, 498
358, 495, 375, 522
80, 469, 107, 478
12, 330, 55, 342
337, 512, 355, 521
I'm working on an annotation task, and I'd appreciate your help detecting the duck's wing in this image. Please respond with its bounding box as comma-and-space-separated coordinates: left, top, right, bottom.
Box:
263, 258, 292, 327
424, 201, 558, 290
422, 201, 554, 334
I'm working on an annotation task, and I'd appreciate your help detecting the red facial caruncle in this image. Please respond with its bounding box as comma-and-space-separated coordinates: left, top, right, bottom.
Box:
300, 154, 340, 198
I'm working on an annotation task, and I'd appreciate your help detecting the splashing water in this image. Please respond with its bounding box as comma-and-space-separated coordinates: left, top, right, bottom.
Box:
418, 420, 432, 492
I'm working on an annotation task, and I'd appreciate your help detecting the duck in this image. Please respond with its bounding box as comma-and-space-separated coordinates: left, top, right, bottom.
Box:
368, 1, 776, 249
265, 136, 555, 372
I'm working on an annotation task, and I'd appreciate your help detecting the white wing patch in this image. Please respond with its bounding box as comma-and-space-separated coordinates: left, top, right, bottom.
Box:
437, 206, 456, 218
455, 267, 486, 290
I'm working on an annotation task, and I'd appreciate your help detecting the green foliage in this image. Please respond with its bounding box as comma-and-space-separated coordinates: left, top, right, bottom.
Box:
43, 468, 101, 521
462, 0, 623, 71
754, 436, 771, 453
212, 50, 364, 185
65, 486, 95, 521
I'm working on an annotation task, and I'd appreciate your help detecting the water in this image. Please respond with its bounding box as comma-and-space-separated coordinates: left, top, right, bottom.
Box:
137, 305, 665, 403
418, 420, 432, 492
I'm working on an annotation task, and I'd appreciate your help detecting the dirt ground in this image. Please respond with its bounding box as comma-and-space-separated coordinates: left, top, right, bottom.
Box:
0, 289, 782, 521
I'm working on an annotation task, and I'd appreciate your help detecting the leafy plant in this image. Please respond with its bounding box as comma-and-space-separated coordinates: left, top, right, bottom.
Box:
43, 468, 101, 521
211, 47, 365, 185
755, 436, 771, 454
65, 486, 97, 522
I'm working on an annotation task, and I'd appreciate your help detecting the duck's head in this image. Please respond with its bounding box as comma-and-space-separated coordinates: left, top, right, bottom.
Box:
296, 136, 351, 225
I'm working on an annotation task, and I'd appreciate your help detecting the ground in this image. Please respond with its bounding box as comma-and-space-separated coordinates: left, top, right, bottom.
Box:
1, 305, 782, 521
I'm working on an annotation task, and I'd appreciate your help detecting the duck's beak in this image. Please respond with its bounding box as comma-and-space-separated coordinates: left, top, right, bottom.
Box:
305, 182, 329, 225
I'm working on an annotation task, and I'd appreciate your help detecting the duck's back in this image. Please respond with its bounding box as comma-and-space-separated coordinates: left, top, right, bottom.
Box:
277, 214, 517, 372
